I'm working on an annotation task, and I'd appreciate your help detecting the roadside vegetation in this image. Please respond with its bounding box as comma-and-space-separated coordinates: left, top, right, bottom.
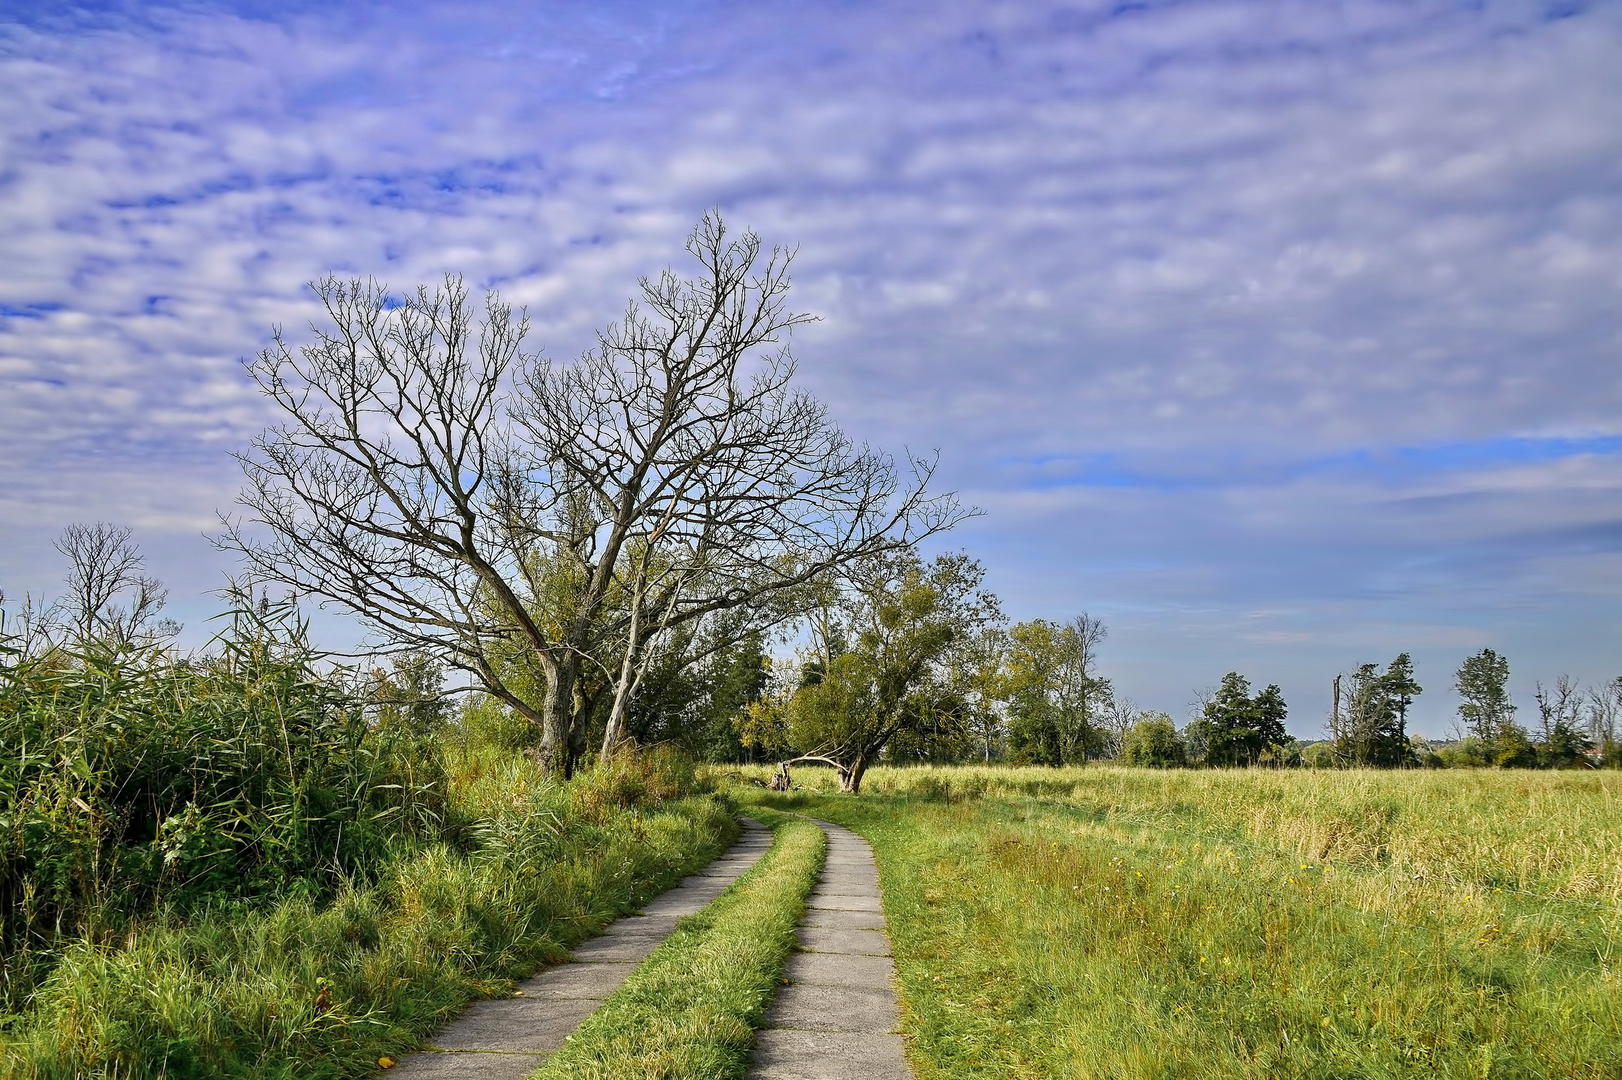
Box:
532, 810, 824, 1080
0, 593, 737, 1078
735, 766, 1622, 1078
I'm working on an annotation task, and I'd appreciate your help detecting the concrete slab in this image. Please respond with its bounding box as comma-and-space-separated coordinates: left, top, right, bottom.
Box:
806, 893, 884, 913
429, 996, 598, 1052
802, 909, 887, 931
570, 930, 664, 963
796, 926, 891, 956
786, 951, 896, 990
767, 982, 900, 1033
382, 1050, 550, 1080
809, 882, 880, 899
518, 961, 636, 1000
750, 1029, 911, 1080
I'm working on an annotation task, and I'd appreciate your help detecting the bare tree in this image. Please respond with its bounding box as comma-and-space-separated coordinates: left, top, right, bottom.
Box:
223, 214, 967, 776
49, 523, 179, 650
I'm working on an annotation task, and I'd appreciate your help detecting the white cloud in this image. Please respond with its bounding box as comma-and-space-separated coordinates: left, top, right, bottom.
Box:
2, 0, 1621, 722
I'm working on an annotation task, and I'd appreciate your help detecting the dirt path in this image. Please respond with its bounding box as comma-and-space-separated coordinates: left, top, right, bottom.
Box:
750, 818, 912, 1080
383, 817, 773, 1079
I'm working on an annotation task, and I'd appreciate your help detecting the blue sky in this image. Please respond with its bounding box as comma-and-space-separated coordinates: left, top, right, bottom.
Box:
3, 0, 1621, 737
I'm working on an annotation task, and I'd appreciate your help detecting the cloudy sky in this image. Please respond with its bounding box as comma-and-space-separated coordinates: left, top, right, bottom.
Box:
3, 0, 1619, 736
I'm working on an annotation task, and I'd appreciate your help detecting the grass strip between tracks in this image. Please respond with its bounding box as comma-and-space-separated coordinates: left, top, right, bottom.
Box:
529, 810, 825, 1080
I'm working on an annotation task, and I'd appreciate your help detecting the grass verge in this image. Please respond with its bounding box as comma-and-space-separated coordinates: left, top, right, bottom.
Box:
529, 810, 826, 1080
738, 778, 1622, 1079
0, 750, 739, 1080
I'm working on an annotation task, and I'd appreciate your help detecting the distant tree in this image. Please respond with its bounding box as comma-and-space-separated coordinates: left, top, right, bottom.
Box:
1003, 615, 1111, 766
1189, 672, 1288, 766
1535, 675, 1594, 768
625, 625, 771, 761
371, 651, 450, 737
1453, 648, 1533, 766
751, 551, 1000, 792
47, 523, 180, 651
1586, 677, 1622, 768
1123, 713, 1184, 767
1329, 653, 1420, 767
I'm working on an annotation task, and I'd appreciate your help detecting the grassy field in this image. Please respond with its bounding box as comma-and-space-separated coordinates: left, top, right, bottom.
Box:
730, 764, 1622, 1079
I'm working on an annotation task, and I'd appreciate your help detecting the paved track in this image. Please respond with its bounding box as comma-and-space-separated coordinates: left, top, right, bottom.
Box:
383, 817, 773, 1079
749, 819, 912, 1080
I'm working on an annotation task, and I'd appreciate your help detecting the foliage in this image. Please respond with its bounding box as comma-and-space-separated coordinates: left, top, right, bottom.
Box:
626, 629, 771, 762
1186, 672, 1288, 766
531, 810, 824, 1080
740, 765, 1622, 1078
1121, 713, 1184, 768
0, 596, 448, 1010
1330, 653, 1421, 767
1001, 616, 1110, 767
1453, 647, 1535, 765
1535, 675, 1594, 768
0, 745, 736, 1078
753, 551, 1001, 792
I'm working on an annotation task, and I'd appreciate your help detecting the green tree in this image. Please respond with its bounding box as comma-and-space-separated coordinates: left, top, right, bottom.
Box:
1329, 653, 1421, 767
1123, 713, 1184, 767
1454, 648, 1532, 765
754, 551, 1000, 792
1003, 615, 1111, 766
1189, 672, 1288, 766
1535, 675, 1593, 768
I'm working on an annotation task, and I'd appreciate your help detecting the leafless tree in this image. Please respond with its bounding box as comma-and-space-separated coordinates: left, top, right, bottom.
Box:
223, 213, 967, 776
1587, 677, 1621, 750
48, 523, 179, 650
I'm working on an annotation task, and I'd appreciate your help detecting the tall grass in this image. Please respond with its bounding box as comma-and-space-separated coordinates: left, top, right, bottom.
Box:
0, 601, 448, 1010
0, 600, 740, 1078
1, 746, 736, 1079
737, 766, 1622, 1078
735, 763, 1622, 903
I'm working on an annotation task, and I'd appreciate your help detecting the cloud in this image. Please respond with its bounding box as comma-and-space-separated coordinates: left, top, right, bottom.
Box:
2, 0, 1620, 732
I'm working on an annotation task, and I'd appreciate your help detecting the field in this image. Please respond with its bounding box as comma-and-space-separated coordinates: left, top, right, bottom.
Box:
730, 764, 1622, 1079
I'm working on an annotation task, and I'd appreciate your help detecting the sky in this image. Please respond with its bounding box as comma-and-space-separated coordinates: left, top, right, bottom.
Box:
2, 0, 1620, 738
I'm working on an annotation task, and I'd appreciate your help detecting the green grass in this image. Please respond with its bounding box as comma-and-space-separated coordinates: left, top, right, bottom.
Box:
733, 766, 1622, 1079
529, 809, 825, 1080
0, 749, 739, 1080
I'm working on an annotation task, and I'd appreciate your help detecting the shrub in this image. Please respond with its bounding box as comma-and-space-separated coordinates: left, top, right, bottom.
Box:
1122, 715, 1184, 768
0, 600, 447, 1009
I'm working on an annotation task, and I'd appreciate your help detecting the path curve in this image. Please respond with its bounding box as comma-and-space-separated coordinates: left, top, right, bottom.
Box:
750, 818, 912, 1080
384, 817, 773, 1079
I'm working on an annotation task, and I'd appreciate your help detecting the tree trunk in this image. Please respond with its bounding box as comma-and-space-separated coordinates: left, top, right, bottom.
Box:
600, 562, 648, 765
537, 653, 577, 778
840, 756, 868, 794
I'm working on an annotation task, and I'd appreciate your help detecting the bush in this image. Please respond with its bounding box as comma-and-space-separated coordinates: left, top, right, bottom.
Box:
0, 601, 447, 1009
1122, 715, 1184, 768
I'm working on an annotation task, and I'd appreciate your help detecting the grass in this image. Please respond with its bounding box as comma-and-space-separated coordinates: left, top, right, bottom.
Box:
730, 765, 1622, 1079
529, 809, 825, 1080
0, 748, 740, 1079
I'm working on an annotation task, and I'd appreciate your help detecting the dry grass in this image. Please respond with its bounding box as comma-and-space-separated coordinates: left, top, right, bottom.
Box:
731, 765, 1622, 1078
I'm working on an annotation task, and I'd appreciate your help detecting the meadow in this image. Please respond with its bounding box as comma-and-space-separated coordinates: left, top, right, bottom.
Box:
731, 764, 1622, 1079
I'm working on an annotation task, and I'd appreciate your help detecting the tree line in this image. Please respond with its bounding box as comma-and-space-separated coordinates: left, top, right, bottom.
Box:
8, 214, 1615, 788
